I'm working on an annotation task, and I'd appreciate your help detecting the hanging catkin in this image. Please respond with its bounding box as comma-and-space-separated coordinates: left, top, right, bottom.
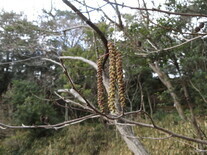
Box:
97, 57, 105, 112
116, 51, 125, 108
107, 42, 116, 113
97, 42, 125, 113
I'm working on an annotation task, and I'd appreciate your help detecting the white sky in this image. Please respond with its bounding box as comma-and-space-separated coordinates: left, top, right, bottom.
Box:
0, 0, 165, 21
0, 0, 68, 20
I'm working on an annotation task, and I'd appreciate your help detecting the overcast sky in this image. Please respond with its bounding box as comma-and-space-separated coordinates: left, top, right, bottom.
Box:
0, 0, 68, 20
0, 0, 165, 21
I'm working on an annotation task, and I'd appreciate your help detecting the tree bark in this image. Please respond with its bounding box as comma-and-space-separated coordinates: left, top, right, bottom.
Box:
116, 123, 149, 155
102, 71, 149, 154
149, 62, 186, 120
146, 90, 153, 118
65, 103, 69, 121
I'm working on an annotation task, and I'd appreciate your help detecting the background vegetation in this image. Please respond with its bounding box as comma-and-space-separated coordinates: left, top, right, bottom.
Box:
0, 0, 207, 154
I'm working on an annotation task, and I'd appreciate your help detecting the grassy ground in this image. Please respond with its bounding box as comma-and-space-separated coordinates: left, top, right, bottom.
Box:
0, 112, 206, 154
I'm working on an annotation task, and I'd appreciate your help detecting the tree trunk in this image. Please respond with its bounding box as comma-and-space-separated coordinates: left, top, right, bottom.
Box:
116, 123, 149, 155
138, 75, 146, 112
146, 90, 153, 118
103, 72, 149, 154
65, 103, 69, 121
149, 62, 186, 120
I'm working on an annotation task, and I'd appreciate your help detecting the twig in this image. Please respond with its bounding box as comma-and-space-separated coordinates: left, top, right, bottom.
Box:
189, 80, 207, 104
59, 59, 114, 119
103, 0, 207, 18
0, 114, 100, 130
73, 0, 108, 13
62, 0, 109, 68
136, 35, 205, 56
123, 134, 172, 140
140, 135, 172, 140
121, 118, 207, 145
62, 25, 91, 33
54, 91, 91, 110
174, 139, 207, 153
0, 56, 41, 65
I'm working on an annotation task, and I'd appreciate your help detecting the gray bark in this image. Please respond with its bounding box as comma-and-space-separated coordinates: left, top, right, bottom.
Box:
116, 124, 149, 155
149, 62, 186, 120
103, 71, 149, 155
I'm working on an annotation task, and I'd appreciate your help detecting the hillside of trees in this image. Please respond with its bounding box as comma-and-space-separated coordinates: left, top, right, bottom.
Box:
0, 0, 207, 154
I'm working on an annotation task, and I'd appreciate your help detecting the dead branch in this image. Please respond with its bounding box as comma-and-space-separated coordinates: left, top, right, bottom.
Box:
59, 56, 97, 70
54, 91, 91, 110
123, 134, 173, 140
0, 114, 100, 130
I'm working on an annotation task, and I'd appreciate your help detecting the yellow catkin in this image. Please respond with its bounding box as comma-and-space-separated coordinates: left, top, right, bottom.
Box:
97, 57, 105, 112
107, 42, 116, 113
115, 51, 125, 108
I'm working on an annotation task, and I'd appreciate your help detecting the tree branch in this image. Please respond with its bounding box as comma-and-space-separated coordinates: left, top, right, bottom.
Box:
0, 56, 41, 65
54, 91, 91, 110
59, 56, 97, 70
121, 118, 207, 145
189, 80, 207, 104
62, 0, 109, 68
136, 35, 206, 57
0, 114, 100, 130
103, 0, 207, 18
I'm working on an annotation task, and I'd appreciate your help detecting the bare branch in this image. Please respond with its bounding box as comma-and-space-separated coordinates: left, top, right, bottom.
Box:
0, 56, 41, 65
122, 134, 173, 140
136, 35, 206, 56
113, 0, 124, 29
103, 0, 207, 18
59, 59, 114, 119
140, 135, 172, 140
62, 0, 109, 68
0, 114, 100, 130
145, 16, 207, 36
1, 105, 207, 145
0, 57, 62, 69
54, 91, 91, 110
100, 9, 120, 28
42, 58, 62, 67
59, 56, 97, 70
73, 0, 108, 13
62, 25, 91, 33
121, 118, 207, 145
69, 89, 87, 105
190, 80, 207, 104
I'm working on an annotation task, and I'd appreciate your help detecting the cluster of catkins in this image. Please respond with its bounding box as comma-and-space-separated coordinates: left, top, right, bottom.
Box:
97, 42, 125, 113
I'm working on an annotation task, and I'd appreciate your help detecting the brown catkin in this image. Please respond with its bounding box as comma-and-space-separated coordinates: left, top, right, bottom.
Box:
97, 57, 105, 112
107, 42, 116, 113
116, 51, 125, 108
